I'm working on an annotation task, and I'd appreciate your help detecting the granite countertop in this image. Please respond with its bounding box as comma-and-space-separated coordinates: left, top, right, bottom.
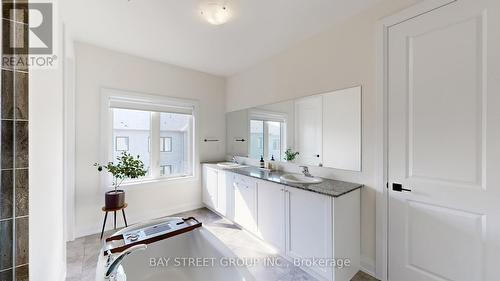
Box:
203, 163, 363, 198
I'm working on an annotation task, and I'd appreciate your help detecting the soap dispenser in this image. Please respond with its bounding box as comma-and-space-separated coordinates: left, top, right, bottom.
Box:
269, 155, 276, 170
260, 156, 265, 168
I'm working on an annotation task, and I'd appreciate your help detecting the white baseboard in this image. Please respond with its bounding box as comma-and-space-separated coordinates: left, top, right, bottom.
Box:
74, 202, 203, 238
360, 255, 376, 278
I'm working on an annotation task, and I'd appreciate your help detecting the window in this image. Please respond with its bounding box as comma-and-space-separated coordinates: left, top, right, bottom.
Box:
159, 112, 191, 177
249, 110, 286, 161
160, 137, 172, 152
113, 109, 150, 176
115, 136, 129, 151
103, 89, 196, 185
160, 165, 172, 176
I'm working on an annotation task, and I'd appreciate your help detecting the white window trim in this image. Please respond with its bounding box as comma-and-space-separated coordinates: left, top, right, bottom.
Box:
249, 109, 288, 123
100, 88, 199, 190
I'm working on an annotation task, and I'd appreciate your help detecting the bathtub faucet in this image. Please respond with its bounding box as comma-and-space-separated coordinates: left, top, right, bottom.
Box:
105, 244, 147, 280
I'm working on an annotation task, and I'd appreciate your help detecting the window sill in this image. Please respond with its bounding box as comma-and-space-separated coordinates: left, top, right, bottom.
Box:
110, 175, 197, 190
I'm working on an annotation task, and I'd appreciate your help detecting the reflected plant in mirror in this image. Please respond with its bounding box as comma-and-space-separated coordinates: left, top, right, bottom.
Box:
284, 148, 299, 162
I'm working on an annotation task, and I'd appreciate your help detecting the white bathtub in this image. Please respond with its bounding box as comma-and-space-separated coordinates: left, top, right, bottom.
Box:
96, 217, 255, 281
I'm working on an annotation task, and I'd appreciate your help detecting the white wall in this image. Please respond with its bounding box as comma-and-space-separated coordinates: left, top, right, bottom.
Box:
226, 0, 420, 274
29, 30, 66, 281
29, 0, 66, 278
30, 68, 66, 281
73, 42, 226, 237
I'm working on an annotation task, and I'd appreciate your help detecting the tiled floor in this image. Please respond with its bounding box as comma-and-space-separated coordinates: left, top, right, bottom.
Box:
66, 208, 378, 281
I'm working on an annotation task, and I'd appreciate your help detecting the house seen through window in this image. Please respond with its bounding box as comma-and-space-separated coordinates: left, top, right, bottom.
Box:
111, 107, 193, 181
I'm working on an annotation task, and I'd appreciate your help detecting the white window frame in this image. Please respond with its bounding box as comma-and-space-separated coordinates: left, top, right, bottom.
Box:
248, 110, 287, 161
100, 88, 199, 189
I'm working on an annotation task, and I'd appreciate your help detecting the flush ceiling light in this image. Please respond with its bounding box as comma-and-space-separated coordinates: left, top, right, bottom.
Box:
200, 2, 231, 25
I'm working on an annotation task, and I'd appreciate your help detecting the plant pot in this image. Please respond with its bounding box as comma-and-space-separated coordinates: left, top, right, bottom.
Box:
105, 190, 125, 209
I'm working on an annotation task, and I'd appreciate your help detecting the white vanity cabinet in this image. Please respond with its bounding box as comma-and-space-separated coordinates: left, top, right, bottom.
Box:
202, 164, 361, 281
216, 170, 229, 216
202, 166, 218, 210
286, 186, 333, 279
232, 174, 258, 234
202, 166, 231, 217
256, 180, 286, 252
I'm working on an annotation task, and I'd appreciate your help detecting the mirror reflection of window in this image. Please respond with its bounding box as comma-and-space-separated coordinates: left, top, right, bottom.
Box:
267, 121, 282, 160
249, 119, 285, 161
250, 120, 264, 159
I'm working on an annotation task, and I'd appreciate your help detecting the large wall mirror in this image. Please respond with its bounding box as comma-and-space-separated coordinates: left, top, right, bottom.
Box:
226, 86, 361, 171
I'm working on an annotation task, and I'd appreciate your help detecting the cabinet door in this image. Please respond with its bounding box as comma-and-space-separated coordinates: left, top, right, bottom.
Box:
286, 186, 332, 280
233, 175, 257, 233
257, 180, 285, 252
217, 170, 228, 216
294, 95, 322, 166
322, 86, 361, 171
202, 167, 218, 210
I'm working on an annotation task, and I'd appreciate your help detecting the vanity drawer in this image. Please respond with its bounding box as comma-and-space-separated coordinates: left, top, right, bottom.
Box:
232, 174, 254, 188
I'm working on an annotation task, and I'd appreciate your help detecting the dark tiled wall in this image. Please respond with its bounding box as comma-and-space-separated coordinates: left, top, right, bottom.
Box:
0, 1, 29, 280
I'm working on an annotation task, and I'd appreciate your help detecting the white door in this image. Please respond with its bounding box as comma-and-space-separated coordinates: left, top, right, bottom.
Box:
257, 180, 285, 252
294, 95, 322, 166
202, 167, 218, 209
286, 186, 332, 280
233, 175, 258, 233
388, 1, 500, 281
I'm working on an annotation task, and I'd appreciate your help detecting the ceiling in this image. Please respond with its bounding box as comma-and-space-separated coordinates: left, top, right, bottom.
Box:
62, 0, 380, 77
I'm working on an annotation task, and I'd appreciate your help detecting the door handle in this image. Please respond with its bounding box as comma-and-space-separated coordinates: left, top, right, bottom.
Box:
392, 183, 411, 192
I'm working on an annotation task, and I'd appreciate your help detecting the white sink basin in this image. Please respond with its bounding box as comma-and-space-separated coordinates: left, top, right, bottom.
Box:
217, 162, 242, 168
280, 173, 323, 184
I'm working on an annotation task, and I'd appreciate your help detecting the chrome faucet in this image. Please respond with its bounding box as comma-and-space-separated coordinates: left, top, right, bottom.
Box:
232, 155, 238, 164
299, 166, 313, 177
105, 244, 147, 280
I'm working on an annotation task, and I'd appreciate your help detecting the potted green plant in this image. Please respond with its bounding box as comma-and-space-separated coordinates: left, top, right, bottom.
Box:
284, 148, 299, 162
94, 152, 147, 209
